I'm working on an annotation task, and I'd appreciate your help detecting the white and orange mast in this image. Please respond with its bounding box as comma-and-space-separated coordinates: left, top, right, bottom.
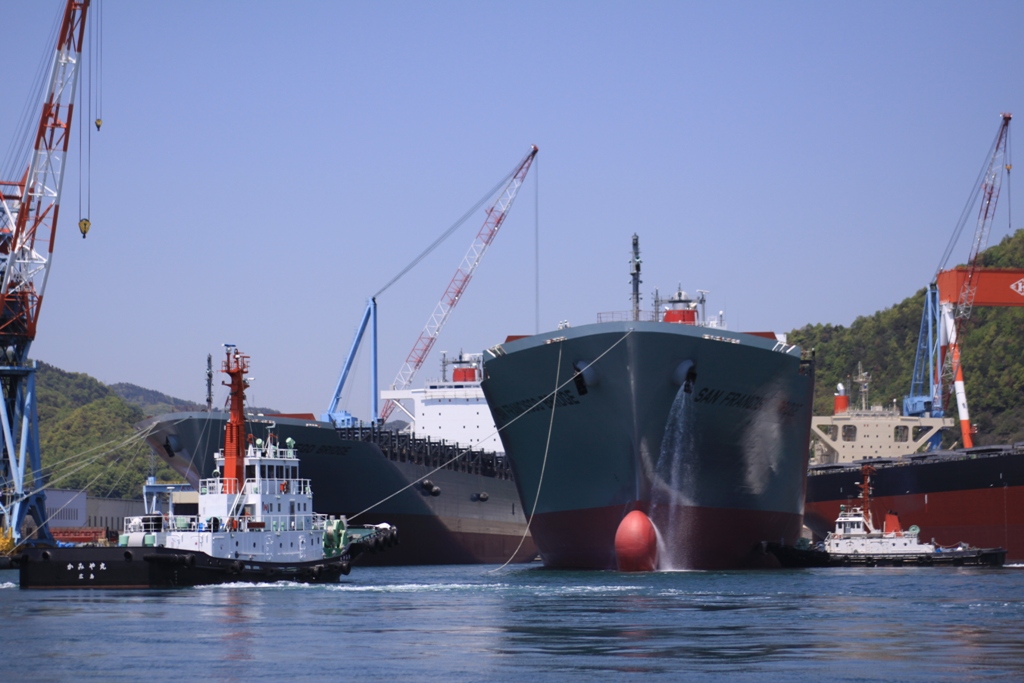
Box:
937, 114, 1012, 448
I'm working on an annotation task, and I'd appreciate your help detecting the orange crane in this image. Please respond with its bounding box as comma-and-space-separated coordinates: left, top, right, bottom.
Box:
0, 0, 91, 543
906, 114, 1014, 448
379, 146, 538, 422
940, 114, 1012, 448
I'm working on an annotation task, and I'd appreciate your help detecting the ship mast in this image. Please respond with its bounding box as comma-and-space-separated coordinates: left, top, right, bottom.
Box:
630, 234, 642, 322
206, 353, 213, 412
221, 346, 249, 495
858, 464, 876, 531
854, 362, 870, 411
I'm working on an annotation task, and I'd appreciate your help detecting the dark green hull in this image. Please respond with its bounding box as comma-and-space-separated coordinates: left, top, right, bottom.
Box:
481, 321, 815, 569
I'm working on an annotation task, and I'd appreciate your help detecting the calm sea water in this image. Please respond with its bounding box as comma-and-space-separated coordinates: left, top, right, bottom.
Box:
2, 564, 1023, 682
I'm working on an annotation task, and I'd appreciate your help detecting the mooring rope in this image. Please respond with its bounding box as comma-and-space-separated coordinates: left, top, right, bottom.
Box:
488, 342, 562, 573
7, 423, 158, 539
32, 436, 148, 536
28, 424, 157, 495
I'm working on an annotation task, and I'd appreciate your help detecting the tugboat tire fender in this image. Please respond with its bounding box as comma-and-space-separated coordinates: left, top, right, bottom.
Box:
144, 553, 195, 566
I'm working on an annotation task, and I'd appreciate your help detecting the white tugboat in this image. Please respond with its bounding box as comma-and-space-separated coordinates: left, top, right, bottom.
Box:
17, 347, 397, 588
766, 463, 1005, 567
821, 464, 1004, 567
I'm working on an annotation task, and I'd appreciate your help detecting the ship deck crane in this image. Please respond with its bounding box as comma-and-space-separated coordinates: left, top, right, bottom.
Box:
905, 114, 1014, 448
0, 0, 91, 544
323, 146, 538, 426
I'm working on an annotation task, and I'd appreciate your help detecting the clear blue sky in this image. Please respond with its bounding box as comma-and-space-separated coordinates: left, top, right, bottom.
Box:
3, 1, 1023, 416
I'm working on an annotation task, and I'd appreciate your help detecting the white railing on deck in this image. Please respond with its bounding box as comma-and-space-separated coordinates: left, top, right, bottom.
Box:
596, 310, 727, 328
124, 513, 327, 534
199, 478, 312, 496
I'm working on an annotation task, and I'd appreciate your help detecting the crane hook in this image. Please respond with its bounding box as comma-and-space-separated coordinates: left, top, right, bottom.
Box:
95, 118, 102, 131
78, 218, 91, 239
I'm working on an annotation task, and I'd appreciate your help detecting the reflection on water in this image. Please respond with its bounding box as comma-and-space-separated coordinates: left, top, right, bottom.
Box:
1, 567, 1024, 682
202, 586, 261, 666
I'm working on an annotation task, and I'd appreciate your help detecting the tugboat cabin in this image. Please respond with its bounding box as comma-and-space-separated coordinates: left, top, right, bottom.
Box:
202, 435, 315, 534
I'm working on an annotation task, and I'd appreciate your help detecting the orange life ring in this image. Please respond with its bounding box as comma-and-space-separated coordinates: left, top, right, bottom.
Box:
280, 482, 287, 493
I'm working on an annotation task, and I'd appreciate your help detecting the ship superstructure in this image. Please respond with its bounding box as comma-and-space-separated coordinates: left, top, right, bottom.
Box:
810, 364, 953, 465
381, 352, 502, 453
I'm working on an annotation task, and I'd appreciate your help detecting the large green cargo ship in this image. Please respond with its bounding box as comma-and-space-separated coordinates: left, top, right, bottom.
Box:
481, 315, 815, 570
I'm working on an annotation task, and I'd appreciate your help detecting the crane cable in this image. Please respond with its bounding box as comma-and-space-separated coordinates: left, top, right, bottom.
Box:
95, 0, 103, 131
936, 120, 1010, 277
372, 165, 518, 299
1006, 123, 1012, 235
19, 428, 152, 541
78, 0, 103, 239
8, 425, 157, 542
0, 7, 60, 186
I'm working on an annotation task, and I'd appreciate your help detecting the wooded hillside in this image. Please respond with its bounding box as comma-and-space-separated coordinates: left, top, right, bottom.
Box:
789, 229, 1024, 446
35, 363, 178, 499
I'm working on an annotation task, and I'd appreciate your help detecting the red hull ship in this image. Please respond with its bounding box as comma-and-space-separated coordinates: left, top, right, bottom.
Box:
804, 445, 1024, 562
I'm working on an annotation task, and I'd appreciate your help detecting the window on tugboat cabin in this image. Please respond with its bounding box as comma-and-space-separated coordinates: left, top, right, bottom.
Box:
245, 465, 255, 480
276, 465, 284, 479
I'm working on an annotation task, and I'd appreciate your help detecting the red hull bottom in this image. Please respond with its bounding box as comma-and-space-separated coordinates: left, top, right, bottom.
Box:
531, 504, 804, 570
805, 485, 1024, 562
